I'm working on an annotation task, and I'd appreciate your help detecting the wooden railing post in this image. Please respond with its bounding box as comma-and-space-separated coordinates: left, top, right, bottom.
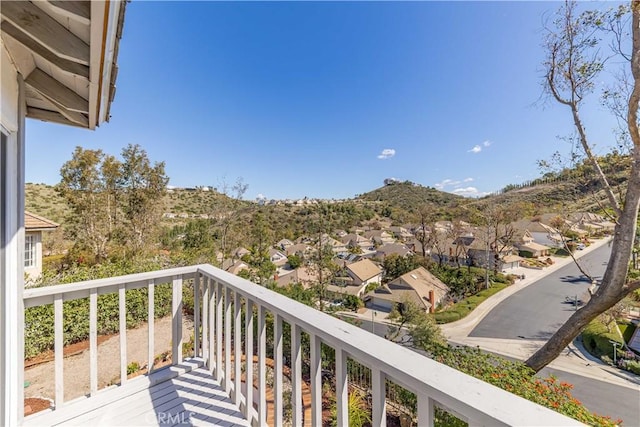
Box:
274, 313, 283, 426
244, 299, 254, 422
257, 305, 267, 426
310, 333, 322, 426
291, 323, 302, 426
335, 349, 348, 427
418, 394, 435, 427
119, 284, 127, 384
233, 291, 242, 405
372, 367, 387, 427
147, 279, 155, 374
224, 286, 232, 393
202, 275, 209, 364
54, 293, 63, 408
194, 272, 200, 358
89, 288, 98, 395
172, 275, 183, 365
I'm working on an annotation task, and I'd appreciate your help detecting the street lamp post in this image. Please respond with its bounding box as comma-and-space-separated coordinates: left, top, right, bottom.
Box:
371, 310, 376, 334
609, 340, 620, 364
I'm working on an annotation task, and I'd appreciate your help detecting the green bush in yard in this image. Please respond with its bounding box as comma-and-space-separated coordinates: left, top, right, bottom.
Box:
581, 319, 623, 358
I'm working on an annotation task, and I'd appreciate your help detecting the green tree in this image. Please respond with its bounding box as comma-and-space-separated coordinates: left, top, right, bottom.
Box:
382, 254, 422, 282
57, 147, 114, 261
118, 144, 169, 255
386, 298, 446, 350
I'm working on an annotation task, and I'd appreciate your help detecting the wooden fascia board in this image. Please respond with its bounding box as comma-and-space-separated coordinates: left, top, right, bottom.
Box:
1, 1, 90, 65
1, 21, 90, 79
25, 68, 88, 113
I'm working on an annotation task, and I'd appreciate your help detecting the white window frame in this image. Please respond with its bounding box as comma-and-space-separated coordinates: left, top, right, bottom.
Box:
24, 234, 35, 268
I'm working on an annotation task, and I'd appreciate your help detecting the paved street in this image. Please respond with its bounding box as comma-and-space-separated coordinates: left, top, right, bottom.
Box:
470, 244, 612, 339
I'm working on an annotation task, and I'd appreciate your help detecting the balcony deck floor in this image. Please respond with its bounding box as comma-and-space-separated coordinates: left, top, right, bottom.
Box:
23, 361, 249, 427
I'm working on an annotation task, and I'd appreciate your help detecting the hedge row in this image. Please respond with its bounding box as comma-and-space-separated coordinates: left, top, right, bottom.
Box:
434, 283, 507, 324
580, 319, 623, 359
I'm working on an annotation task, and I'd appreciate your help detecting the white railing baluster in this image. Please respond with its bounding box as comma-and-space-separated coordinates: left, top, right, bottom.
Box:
202, 276, 209, 365
89, 288, 98, 395
244, 299, 254, 422
224, 286, 232, 393
216, 281, 223, 382
335, 348, 348, 427
172, 275, 183, 365
418, 394, 435, 427
119, 284, 127, 384
148, 279, 155, 374
310, 333, 322, 426
257, 305, 267, 426
274, 313, 283, 426
372, 367, 387, 427
291, 323, 302, 426
207, 277, 214, 372
194, 272, 200, 358
233, 291, 242, 405
54, 293, 63, 408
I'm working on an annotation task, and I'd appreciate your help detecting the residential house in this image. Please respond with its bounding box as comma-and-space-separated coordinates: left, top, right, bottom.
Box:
366, 267, 450, 313
387, 226, 413, 241
321, 234, 347, 254
24, 211, 59, 280
232, 247, 250, 259
512, 229, 551, 258
512, 218, 563, 248
224, 260, 249, 276
363, 230, 395, 246
569, 212, 616, 235
341, 233, 372, 251
375, 243, 413, 260
275, 266, 318, 288
268, 248, 288, 267
345, 259, 383, 291
276, 238, 294, 251
285, 243, 312, 257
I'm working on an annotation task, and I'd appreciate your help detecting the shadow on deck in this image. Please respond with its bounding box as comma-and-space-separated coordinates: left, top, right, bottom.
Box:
22, 359, 248, 427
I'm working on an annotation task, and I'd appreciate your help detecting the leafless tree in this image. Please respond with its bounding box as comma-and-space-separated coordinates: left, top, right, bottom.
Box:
526, 1, 640, 372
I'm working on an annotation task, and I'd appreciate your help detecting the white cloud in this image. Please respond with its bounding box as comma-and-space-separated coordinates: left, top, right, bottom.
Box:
451, 187, 489, 197
377, 148, 396, 159
434, 178, 460, 189
256, 193, 266, 200
468, 145, 482, 153
463, 177, 474, 182
468, 141, 492, 154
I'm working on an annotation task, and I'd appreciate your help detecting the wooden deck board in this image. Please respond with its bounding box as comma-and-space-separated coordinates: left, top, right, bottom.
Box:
23, 360, 248, 427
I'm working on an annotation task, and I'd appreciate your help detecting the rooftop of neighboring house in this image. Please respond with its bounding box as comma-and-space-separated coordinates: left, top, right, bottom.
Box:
346, 258, 382, 282
376, 243, 412, 257
25, 211, 59, 231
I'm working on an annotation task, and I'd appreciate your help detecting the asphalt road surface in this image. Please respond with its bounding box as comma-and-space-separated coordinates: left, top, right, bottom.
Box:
470, 244, 613, 340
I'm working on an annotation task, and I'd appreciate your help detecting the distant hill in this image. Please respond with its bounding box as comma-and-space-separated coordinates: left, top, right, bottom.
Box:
24, 183, 240, 225
356, 181, 464, 221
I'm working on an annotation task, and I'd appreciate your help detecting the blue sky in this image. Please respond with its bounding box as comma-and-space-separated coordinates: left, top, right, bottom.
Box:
26, 1, 622, 200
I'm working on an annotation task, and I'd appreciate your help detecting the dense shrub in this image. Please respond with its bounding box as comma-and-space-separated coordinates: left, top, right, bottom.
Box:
434, 283, 507, 324
581, 319, 623, 358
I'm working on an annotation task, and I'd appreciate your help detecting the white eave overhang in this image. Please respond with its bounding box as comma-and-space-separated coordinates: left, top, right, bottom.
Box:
1, 0, 126, 130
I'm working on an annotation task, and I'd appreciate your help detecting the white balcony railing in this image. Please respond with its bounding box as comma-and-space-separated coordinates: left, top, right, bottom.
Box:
22, 264, 583, 426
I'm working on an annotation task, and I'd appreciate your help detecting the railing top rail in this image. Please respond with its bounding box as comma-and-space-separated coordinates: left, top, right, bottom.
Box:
196, 264, 583, 427
23, 265, 197, 302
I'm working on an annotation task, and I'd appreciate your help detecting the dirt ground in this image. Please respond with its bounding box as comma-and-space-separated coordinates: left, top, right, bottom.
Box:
24, 316, 194, 403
